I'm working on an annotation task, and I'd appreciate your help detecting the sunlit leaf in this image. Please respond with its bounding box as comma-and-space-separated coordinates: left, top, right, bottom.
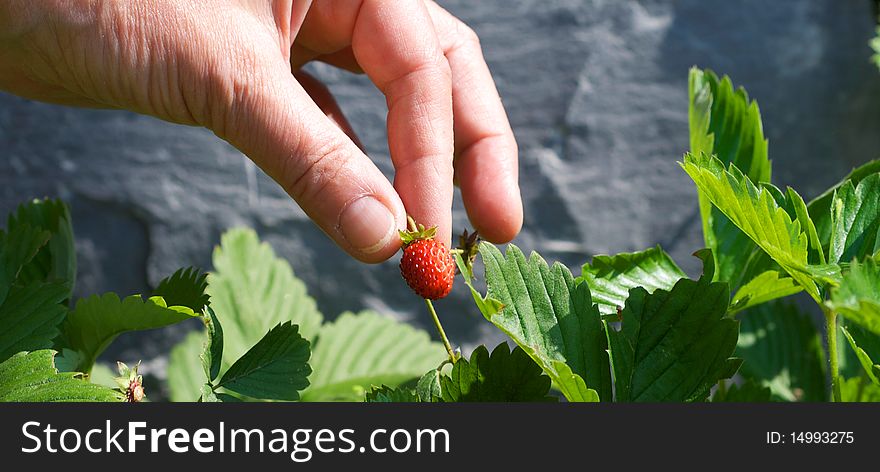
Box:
60, 293, 197, 373
729, 271, 802, 314
827, 174, 880, 264
680, 152, 822, 301
825, 258, 880, 335
0, 350, 122, 402
460, 243, 608, 402
578, 246, 685, 315
688, 68, 771, 285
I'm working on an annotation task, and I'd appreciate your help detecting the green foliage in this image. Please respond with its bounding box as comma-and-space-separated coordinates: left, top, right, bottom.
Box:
729, 271, 802, 314
607, 256, 741, 402
207, 228, 323, 369
0, 282, 69, 363
365, 385, 420, 403
736, 301, 826, 401
840, 376, 880, 402
827, 174, 880, 264
0, 222, 51, 304
826, 258, 880, 336
458, 243, 607, 402
0, 203, 71, 364
9, 66, 880, 405
578, 246, 685, 315
60, 293, 197, 374
681, 152, 824, 302
303, 311, 446, 401
216, 322, 311, 401
840, 326, 879, 385
416, 369, 442, 402
0, 350, 122, 402
809, 160, 880, 252
711, 380, 773, 402
201, 307, 224, 382
439, 344, 556, 402
688, 68, 771, 285
7, 199, 76, 298
168, 230, 444, 402
154, 267, 210, 313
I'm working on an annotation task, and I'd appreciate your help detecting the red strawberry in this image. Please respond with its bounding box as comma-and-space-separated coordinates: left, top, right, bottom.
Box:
399, 219, 456, 300
400, 238, 456, 300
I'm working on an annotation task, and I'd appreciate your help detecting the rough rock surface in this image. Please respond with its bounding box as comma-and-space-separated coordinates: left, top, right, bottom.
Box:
1, 0, 879, 377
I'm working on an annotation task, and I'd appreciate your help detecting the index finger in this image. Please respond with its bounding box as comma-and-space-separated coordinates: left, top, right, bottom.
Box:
425, 1, 522, 244
349, 0, 455, 247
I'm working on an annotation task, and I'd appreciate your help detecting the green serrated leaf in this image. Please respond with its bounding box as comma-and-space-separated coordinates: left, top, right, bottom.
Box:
61, 293, 197, 373
302, 311, 445, 402
711, 380, 773, 402
688, 68, 771, 285
154, 267, 210, 313
785, 187, 826, 265
7, 199, 76, 298
167, 331, 207, 402
439, 344, 556, 402
577, 245, 686, 315
729, 271, 802, 314
365, 385, 420, 403
217, 321, 311, 401
736, 301, 826, 402
680, 152, 821, 302
828, 174, 880, 264
201, 307, 223, 382
416, 369, 442, 402
608, 256, 740, 402
825, 258, 880, 336
470, 243, 607, 402
208, 228, 323, 364
0, 223, 51, 305
0, 350, 122, 402
0, 282, 69, 363
809, 160, 880, 252
840, 326, 879, 385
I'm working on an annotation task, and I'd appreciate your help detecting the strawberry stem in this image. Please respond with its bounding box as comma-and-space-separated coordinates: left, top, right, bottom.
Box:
425, 299, 457, 363
407, 215, 419, 233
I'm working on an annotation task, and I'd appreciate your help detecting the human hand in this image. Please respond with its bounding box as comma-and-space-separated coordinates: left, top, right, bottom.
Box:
0, 0, 522, 262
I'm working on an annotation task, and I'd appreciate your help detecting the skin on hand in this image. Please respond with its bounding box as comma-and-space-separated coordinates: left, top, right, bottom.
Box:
0, 0, 522, 262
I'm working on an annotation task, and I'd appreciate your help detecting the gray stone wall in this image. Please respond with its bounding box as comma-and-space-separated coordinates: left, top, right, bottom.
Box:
2, 0, 879, 373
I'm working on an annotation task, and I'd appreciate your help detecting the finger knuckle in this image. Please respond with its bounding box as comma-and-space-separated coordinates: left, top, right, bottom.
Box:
284, 137, 350, 203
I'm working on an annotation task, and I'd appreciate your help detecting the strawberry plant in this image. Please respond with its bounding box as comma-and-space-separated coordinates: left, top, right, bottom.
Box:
1, 67, 879, 403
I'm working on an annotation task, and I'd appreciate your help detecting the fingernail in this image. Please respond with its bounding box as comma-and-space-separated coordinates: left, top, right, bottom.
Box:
338, 196, 396, 255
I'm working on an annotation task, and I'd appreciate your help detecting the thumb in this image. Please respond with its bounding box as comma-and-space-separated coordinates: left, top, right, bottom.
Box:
211, 62, 405, 263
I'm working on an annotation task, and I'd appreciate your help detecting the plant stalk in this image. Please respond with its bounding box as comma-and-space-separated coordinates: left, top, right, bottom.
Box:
425, 299, 457, 363
824, 307, 841, 402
